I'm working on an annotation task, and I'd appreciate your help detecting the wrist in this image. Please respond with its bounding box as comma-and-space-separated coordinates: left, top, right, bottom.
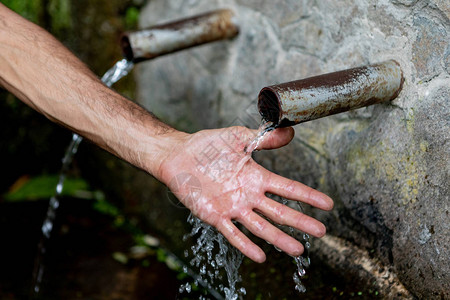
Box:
141, 128, 190, 182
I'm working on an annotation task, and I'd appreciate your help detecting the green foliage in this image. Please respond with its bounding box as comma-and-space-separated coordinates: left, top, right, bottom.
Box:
4, 174, 95, 201
2, 0, 42, 23
331, 285, 379, 298
3, 0, 73, 37
112, 252, 128, 264
156, 248, 167, 263
48, 0, 73, 34
124, 6, 139, 30
176, 272, 189, 280
164, 255, 181, 271
92, 198, 120, 217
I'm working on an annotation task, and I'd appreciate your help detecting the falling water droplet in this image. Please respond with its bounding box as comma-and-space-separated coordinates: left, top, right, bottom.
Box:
56, 182, 63, 194
49, 197, 59, 210
200, 265, 206, 275
293, 273, 307, 293
297, 266, 306, 277
182, 215, 244, 299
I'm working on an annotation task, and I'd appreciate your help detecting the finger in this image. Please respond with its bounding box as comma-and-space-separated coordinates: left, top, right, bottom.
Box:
255, 127, 295, 150
256, 197, 326, 238
266, 172, 334, 211
216, 219, 266, 263
237, 211, 304, 257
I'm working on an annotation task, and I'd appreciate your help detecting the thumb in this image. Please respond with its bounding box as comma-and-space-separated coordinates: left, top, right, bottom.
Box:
253, 127, 295, 150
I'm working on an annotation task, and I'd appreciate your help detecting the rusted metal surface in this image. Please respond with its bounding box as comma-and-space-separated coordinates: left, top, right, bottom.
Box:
258, 60, 404, 127
121, 9, 239, 63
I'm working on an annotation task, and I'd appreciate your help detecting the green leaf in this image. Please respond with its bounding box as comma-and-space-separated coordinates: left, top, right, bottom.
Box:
4, 174, 94, 201
2, 0, 42, 23
112, 252, 128, 264
176, 272, 189, 280
156, 249, 167, 262
48, 0, 73, 34
93, 199, 120, 217
124, 7, 139, 30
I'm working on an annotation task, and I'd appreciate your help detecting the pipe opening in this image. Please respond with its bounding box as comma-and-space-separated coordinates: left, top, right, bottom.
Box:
120, 35, 134, 62
258, 89, 281, 125
119, 9, 239, 64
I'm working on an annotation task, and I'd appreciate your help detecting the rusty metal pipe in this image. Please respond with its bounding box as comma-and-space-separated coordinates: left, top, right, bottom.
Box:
121, 9, 239, 63
258, 60, 404, 127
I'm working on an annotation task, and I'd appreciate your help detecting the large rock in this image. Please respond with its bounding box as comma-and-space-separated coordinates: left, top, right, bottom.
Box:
135, 0, 449, 298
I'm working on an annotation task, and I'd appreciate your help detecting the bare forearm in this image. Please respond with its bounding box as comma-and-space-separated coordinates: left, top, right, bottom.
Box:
0, 5, 335, 264
0, 4, 185, 178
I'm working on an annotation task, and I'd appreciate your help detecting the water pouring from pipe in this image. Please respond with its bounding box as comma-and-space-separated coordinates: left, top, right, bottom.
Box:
32, 5, 405, 298
31, 9, 239, 298
253, 60, 404, 293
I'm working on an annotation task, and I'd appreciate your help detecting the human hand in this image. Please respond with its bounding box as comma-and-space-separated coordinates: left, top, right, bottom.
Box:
158, 126, 333, 263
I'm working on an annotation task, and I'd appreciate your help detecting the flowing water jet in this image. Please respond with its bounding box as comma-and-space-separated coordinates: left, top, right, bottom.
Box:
180, 121, 312, 299
181, 215, 243, 300
250, 60, 404, 293
32, 8, 405, 298
183, 61, 404, 297
31, 8, 239, 298
30, 59, 133, 297
251, 126, 312, 294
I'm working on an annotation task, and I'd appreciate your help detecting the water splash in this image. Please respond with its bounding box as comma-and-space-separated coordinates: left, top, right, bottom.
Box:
251, 122, 312, 293
180, 122, 276, 299
256, 126, 311, 294
181, 121, 311, 298
31, 59, 134, 296
101, 58, 134, 87
181, 215, 243, 300
244, 121, 276, 153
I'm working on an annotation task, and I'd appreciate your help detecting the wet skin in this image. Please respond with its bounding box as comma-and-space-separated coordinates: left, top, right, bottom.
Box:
159, 126, 334, 263
0, 4, 333, 264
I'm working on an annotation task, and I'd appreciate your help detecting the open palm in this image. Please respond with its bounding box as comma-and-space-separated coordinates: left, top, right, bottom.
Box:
159, 126, 333, 263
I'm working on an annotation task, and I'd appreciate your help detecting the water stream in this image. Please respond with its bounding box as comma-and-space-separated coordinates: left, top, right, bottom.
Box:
251, 122, 312, 294
31, 59, 134, 296
32, 59, 310, 298
181, 122, 311, 299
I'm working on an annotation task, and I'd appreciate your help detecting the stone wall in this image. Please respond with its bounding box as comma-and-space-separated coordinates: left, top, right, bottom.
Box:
135, 0, 449, 298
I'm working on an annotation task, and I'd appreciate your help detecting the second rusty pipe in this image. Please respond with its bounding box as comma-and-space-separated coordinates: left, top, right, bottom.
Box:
121, 9, 239, 63
258, 60, 404, 127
